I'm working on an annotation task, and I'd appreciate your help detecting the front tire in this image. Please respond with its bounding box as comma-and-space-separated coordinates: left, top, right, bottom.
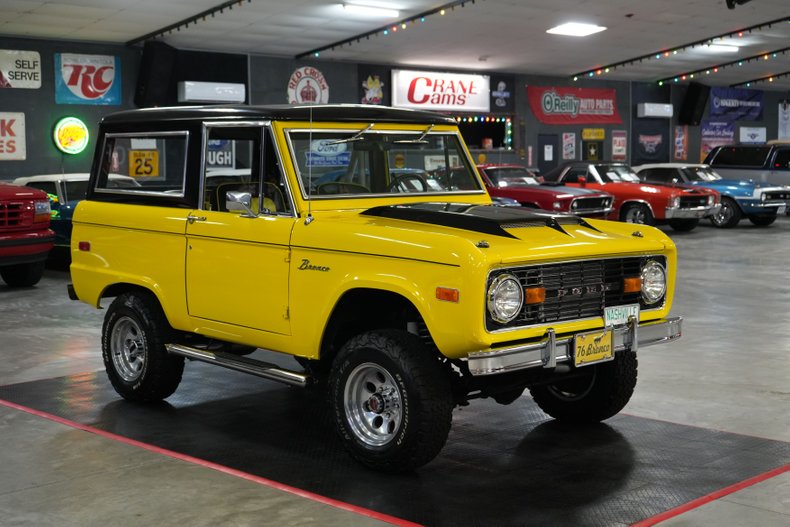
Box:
102, 291, 184, 402
0, 261, 46, 287
748, 214, 776, 227
329, 329, 453, 472
621, 203, 654, 226
668, 218, 699, 232
711, 197, 741, 228
529, 351, 637, 423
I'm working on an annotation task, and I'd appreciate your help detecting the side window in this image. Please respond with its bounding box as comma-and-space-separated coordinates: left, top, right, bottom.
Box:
641, 169, 673, 183
27, 182, 57, 196
771, 149, 790, 170
564, 167, 588, 183
203, 126, 292, 214
98, 132, 188, 196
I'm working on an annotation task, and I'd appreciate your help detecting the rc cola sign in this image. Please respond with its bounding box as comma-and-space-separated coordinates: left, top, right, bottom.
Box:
55, 53, 121, 105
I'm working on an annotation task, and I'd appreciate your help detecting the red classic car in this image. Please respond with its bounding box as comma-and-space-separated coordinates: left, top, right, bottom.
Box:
542, 161, 720, 232
477, 164, 614, 217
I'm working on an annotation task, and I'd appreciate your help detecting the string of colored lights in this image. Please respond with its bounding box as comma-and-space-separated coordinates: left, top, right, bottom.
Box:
656, 47, 790, 86
295, 1, 475, 59
570, 15, 790, 82
454, 116, 513, 148
732, 70, 790, 88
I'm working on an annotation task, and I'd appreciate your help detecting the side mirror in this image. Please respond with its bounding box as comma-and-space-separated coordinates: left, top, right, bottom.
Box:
225, 190, 257, 217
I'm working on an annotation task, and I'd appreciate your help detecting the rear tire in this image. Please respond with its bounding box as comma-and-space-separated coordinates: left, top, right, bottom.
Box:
102, 291, 184, 402
0, 261, 46, 287
529, 351, 637, 423
329, 329, 453, 472
710, 197, 741, 228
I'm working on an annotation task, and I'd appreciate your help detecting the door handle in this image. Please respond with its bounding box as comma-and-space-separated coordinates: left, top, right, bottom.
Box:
187, 215, 207, 224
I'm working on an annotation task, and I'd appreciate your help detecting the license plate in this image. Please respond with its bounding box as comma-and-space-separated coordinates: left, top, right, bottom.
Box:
605, 304, 639, 327
574, 329, 614, 367
777, 205, 786, 215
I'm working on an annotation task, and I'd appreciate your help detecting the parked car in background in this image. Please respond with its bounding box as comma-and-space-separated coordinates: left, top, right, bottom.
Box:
703, 142, 790, 186
13, 173, 140, 248
0, 182, 53, 287
477, 164, 614, 217
542, 161, 720, 232
634, 163, 790, 228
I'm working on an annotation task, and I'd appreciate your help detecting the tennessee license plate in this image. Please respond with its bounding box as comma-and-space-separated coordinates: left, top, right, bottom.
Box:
604, 304, 639, 327
574, 329, 614, 367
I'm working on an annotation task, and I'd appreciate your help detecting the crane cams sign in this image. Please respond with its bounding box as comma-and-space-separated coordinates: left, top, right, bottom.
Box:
391, 69, 490, 112
55, 53, 121, 105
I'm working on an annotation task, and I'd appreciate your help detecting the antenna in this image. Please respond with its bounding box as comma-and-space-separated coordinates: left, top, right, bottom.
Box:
305, 105, 314, 225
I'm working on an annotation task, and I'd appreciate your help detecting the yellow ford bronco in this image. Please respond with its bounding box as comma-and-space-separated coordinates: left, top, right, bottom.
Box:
69, 105, 682, 471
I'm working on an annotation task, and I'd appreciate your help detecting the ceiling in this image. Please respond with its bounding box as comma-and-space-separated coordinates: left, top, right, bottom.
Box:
2, 0, 790, 91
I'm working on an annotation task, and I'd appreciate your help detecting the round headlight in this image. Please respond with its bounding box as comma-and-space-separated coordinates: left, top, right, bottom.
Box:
640, 260, 666, 305
761, 193, 767, 202
669, 196, 680, 208
487, 274, 523, 323
553, 201, 563, 210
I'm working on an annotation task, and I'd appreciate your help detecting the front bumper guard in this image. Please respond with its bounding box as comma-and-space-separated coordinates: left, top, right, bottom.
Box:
665, 205, 719, 219
467, 316, 682, 376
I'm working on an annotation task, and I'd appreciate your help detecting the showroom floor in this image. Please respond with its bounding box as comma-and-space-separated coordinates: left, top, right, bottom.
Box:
0, 218, 788, 527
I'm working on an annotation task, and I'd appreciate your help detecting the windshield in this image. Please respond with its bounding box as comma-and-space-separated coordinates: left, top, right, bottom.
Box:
287, 130, 481, 198
595, 165, 640, 183
684, 166, 722, 182
484, 167, 540, 187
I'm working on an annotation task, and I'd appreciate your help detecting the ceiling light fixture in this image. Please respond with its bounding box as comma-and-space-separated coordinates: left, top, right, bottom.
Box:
706, 44, 739, 53
343, 3, 400, 18
546, 22, 607, 37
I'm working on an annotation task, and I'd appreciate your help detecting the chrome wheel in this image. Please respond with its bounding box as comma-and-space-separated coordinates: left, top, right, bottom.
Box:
712, 200, 735, 227
624, 205, 649, 224
343, 362, 402, 447
110, 316, 146, 382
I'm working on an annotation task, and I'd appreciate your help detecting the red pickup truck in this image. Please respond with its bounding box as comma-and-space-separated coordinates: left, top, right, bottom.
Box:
0, 182, 54, 287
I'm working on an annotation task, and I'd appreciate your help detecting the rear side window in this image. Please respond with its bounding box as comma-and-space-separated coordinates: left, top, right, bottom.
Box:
97, 132, 189, 197
710, 146, 771, 167
639, 168, 676, 183
771, 149, 790, 170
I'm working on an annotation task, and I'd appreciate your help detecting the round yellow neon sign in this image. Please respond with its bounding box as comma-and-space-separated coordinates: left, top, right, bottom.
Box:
53, 116, 89, 154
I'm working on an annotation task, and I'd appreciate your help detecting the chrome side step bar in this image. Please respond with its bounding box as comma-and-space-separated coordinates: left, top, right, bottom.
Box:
166, 343, 309, 387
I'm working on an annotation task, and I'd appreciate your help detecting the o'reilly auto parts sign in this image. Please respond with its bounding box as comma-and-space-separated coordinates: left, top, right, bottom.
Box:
392, 69, 490, 112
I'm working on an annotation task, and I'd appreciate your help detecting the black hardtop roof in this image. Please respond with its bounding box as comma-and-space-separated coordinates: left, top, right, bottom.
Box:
101, 104, 456, 126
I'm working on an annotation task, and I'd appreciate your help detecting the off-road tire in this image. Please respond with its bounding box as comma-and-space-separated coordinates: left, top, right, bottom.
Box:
529, 351, 637, 423
329, 329, 453, 472
711, 197, 741, 228
0, 261, 46, 287
102, 291, 184, 402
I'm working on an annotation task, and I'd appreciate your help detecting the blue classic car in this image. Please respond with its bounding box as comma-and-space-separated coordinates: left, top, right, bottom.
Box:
13, 173, 140, 247
634, 163, 790, 228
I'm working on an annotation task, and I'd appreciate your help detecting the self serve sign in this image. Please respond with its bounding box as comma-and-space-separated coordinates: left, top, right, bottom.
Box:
0, 113, 25, 160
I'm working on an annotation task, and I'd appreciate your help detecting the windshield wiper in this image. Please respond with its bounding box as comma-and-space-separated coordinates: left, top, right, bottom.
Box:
325, 123, 374, 145
394, 124, 435, 144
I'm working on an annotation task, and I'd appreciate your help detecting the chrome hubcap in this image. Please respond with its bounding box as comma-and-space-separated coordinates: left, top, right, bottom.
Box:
110, 316, 146, 382
344, 362, 402, 447
713, 203, 733, 225
625, 207, 646, 224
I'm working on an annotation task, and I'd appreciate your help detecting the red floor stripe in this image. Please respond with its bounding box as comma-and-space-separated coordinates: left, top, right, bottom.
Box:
631, 463, 790, 527
0, 398, 424, 527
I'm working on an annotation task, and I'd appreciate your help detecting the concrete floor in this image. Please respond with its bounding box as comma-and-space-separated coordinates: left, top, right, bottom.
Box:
1, 217, 789, 526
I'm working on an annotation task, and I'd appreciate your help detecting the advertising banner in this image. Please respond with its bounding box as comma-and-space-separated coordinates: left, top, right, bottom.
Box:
527, 86, 622, 124
392, 69, 490, 112
490, 74, 514, 112
562, 132, 576, 160
55, 53, 121, 105
779, 101, 790, 140
0, 112, 26, 160
739, 126, 766, 144
0, 50, 41, 89
632, 119, 668, 164
673, 125, 688, 161
700, 121, 735, 161
709, 87, 763, 121
612, 130, 627, 161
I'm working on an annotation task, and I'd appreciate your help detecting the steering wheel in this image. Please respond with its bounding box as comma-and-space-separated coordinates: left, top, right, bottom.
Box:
388, 173, 429, 193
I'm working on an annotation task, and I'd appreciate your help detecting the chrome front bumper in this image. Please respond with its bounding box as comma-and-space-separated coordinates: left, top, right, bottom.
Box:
665, 205, 718, 219
467, 316, 682, 376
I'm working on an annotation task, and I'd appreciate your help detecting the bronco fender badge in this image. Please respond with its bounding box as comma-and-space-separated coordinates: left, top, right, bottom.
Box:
298, 259, 330, 272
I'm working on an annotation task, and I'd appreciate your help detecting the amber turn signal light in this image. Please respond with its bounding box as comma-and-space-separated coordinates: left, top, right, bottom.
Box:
623, 277, 641, 293
436, 287, 459, 303
524, 287, 546, 304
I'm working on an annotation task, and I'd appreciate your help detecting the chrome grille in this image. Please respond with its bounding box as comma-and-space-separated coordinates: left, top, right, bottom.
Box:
679, 196, 708, 208
571, 197, 611, 213
486, 256, 662, 331
763, 190, 790, 201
